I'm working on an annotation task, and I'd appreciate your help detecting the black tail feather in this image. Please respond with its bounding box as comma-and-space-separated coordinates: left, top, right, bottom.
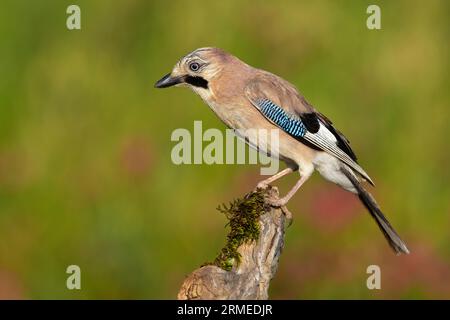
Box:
342, 168, 409, 255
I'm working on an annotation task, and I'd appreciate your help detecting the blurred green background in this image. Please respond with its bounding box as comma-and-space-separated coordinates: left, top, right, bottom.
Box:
0, 0, 449, 299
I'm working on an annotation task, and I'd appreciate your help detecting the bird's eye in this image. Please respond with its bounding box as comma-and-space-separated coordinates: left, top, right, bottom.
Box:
189, 62, 200, 72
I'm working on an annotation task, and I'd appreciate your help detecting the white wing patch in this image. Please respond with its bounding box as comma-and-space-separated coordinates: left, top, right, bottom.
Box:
304, 123, 373, 185
315, 123, 337, 142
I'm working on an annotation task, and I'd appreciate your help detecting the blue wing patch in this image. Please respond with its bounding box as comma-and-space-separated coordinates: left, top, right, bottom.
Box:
256, 99, 307, 137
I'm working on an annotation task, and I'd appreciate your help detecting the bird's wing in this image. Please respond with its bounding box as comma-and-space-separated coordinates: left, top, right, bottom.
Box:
245, 76, 374, 185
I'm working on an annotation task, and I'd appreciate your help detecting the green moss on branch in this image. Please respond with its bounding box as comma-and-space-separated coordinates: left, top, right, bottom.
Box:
211, 189, 270, 271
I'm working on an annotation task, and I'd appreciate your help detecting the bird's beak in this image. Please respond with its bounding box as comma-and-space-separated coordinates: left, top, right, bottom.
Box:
154, 73, 183, 88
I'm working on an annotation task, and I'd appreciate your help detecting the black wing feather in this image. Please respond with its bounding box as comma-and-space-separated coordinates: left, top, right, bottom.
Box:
316, 112, 358, 162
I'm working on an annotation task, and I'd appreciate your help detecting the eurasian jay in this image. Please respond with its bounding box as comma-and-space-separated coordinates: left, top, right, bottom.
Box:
155, 47, 409, 254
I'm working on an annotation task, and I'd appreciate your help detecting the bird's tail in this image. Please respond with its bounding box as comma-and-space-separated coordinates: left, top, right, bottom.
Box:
341, 167, 410, 255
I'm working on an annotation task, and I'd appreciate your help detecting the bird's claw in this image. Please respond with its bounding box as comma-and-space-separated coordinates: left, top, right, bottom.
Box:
281, 206, 293, 227
268, 197, 293, 225
267, 198, 293, 226
267, 198, 287, 208
256, 182, 269, 190
262, 189, 293, 227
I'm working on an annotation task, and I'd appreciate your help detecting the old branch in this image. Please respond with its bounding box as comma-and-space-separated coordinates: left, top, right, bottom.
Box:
177, 187, 289, 300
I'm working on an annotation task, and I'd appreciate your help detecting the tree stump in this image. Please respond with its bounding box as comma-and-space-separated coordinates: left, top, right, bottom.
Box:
177, 187, 289, 300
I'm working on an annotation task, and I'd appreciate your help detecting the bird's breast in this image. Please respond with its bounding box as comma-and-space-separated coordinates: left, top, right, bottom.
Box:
200, 97, 317, 170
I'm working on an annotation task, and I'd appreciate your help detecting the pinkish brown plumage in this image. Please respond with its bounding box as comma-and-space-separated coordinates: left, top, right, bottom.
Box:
155, 47, 409, 254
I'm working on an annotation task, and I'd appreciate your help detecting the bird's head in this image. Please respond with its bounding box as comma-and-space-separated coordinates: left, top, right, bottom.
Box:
154, 47, 236, 92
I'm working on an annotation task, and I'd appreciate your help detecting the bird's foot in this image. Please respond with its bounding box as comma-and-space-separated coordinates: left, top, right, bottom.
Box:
265, 195, 292, 226
267, 197, 288, 208
281, 206, 293, 227
256, 181, 270, 190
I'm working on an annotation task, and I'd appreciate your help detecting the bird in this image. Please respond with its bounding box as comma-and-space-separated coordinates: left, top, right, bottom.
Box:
155, 47, 409, 255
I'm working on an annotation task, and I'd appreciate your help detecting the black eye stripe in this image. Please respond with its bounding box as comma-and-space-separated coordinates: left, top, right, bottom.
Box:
184, 76, 208, 89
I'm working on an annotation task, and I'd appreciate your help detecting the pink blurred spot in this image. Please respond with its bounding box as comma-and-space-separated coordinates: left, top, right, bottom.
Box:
0, 270, 26, 299
379, 241, 450, 298
120, 136, 154, 180
306, 185, 360, 232
229, 170, 261, 195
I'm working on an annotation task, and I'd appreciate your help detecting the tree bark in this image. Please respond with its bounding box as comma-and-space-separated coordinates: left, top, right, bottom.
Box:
177, 187, 289, 300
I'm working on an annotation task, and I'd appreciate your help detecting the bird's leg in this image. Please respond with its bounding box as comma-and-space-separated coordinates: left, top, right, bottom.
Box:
268, 175, 309, 207
256, 167, 294, 190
